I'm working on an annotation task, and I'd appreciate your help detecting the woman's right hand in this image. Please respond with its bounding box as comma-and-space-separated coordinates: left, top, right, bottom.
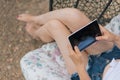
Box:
96, 26, 120, 48
96, 25, 117, 42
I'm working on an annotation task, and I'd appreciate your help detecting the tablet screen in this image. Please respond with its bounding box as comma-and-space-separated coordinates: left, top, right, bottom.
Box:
68, 20, 102, 51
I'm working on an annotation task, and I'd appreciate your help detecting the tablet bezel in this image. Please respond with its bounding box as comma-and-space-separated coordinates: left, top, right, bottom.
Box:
68, 19, 102, 51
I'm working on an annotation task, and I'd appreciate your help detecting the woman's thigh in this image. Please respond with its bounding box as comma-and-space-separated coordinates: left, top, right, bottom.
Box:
61, 8, 91, 32
35, 8, 91, 32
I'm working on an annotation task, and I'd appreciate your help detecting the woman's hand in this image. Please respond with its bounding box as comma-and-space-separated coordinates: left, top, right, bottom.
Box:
68, 45, 91, 80
68, 45, 88, 68
96, 25, 120, 49
96, 26, 117, 42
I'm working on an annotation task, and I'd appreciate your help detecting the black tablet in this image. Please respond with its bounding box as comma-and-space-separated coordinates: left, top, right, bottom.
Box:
68, 19, 102, 51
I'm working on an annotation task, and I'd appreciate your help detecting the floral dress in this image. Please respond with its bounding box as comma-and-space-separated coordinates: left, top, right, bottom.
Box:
20, 14, 120, 80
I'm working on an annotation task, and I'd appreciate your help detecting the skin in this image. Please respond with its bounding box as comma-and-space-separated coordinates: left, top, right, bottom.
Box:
17, 8, 117, 75
17, 8, 92, 74
68, 45, 90, 80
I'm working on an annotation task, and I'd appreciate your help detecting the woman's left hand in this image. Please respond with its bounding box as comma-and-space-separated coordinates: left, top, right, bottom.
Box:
68, 45, 88, 68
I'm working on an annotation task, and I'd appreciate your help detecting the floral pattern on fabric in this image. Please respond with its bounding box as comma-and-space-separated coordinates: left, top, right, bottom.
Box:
20, 42, 71, 80
105, 14, 120, 35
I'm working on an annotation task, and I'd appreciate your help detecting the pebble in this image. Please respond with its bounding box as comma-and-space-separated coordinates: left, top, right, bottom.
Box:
117, 0, 120, 3
7, 65, 11, 70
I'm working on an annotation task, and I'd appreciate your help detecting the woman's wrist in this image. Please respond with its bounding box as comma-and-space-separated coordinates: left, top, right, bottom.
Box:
113, 35, 120, 48
76, 64, 86, 71
113, 35, 119, 43
76, 64, 91, 80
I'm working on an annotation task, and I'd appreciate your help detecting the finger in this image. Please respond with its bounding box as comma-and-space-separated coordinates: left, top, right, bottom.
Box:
74, 46, 79, 54
96, 36, 104, 40
96, 35, 108, 40
74, 46, 82, 57
67, 44, 75, 54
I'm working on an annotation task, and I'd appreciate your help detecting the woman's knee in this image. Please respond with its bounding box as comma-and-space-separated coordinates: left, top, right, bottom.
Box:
39, 20, 66, 42
63, 8, 83, 15
61, 8, 91, 31
45, 19, 65, 30
63, 8, 90, 20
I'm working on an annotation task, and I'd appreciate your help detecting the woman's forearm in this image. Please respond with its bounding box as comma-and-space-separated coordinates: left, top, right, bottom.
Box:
76, 65, 91, 80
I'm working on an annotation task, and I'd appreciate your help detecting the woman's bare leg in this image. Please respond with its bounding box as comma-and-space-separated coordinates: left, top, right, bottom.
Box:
18, 8, 113, 54
25, 22, 54, 42
18, 8, 91, 32
25, 19, 88, 74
